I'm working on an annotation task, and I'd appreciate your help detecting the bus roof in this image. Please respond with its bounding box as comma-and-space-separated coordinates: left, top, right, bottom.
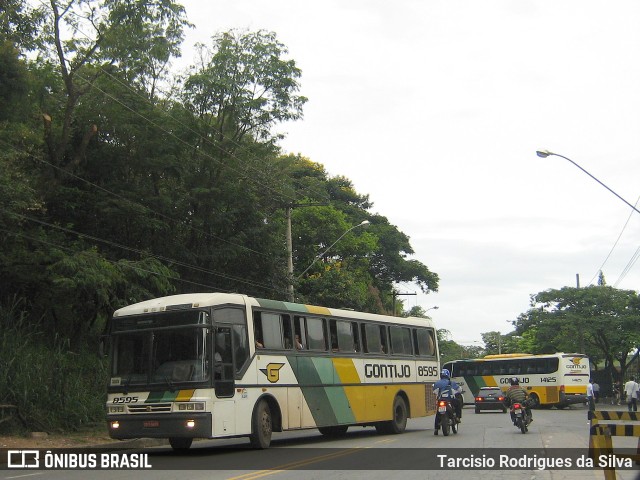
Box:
113, 292, 435, 328
446, 352, 588, 363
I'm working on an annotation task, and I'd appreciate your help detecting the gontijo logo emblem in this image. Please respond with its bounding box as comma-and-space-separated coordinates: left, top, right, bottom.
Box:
260, 363, 285, 383
566, 357, 587, 372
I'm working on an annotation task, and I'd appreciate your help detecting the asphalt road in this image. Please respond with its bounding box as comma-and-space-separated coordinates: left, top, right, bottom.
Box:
2, 403, 639, 480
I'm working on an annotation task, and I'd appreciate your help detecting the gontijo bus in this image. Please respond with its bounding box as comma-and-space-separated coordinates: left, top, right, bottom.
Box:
442, 352, 589, 408
106, 293, 440, 449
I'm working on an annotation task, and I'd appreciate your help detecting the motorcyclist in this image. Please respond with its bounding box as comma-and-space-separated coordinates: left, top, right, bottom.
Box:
432, 368, 462, 435
505, 377, 532, 425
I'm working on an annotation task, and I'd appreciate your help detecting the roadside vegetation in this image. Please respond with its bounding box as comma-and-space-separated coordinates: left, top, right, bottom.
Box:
1, 1, 438, 433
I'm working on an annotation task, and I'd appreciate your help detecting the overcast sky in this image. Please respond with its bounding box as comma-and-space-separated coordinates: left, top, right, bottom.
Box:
178, 0, 640, 344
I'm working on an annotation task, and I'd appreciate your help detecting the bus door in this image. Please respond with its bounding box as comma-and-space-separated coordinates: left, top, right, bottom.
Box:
213, 326, 237, 435
214, 327, 235, 398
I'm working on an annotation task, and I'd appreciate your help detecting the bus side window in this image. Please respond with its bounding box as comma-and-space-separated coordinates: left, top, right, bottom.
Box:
282, 314, 293, 349
329, 319, 339, 351
336, 320, 356, 352
379, 325, 388, 354
294, 316, 307, 350
254, 312, 284, 349
306, 317, 327, 351
363, 323, 382, 354
352, 322, 361, 352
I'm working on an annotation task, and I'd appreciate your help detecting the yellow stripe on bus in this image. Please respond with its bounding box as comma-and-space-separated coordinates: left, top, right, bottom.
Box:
175, 389, 196, 401
482, 376, 498, 387
332, 358, 361, 384
305, 305, 332, 315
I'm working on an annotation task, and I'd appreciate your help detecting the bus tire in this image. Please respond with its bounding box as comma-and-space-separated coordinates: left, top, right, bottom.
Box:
389, 396, 408, 434
528, 393, 540, 409
169, 437, 193, 451
250, 400, 272, 449
318, 425, 349, 436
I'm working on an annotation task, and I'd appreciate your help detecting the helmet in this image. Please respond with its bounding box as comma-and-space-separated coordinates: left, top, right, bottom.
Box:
440, 368, 450, 379
510, 377, 519, 386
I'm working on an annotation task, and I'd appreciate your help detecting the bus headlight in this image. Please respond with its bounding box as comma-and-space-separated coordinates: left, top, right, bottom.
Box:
186, 420, 196, 428
110, 421, 120, 429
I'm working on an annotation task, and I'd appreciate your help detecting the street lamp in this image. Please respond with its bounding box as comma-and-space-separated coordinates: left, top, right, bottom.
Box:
425, 306, 439, 313
297, 220, 370, 280
536, 150, 640, 216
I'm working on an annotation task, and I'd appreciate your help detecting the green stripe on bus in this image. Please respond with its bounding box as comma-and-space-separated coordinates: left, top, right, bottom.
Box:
255, 298, 291, 311
287, 356, 356, 426
311, 357, 356, 423
146, 390, 177, 402
464, 375, 483, 395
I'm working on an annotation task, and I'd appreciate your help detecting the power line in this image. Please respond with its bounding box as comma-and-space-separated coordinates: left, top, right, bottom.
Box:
589, 193, 640, 286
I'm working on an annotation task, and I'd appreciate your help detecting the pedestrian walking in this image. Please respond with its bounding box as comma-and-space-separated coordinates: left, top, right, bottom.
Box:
593, 381, 600, 403
587, 379, 596, 419
612, 380, 621, 405
624, 377, 639, 412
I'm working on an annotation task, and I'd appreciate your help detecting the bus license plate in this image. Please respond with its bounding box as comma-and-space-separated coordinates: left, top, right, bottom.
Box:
144, 420, 159, 428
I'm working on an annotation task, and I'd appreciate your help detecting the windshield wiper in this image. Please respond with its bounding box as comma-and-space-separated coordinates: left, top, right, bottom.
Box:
161, 374, 176, 392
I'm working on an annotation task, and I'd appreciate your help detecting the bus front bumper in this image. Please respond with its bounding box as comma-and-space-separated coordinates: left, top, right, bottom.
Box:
107, 413, 212, 439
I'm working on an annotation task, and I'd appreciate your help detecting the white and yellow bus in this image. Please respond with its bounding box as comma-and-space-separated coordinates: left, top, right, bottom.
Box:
106, 293, 440, 449
443, 352, 589, 408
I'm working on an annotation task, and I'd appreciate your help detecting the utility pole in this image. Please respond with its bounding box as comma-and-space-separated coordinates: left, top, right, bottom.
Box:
390, 292, 416, 316
286, 206, 294, 302
285, 202, 328, 302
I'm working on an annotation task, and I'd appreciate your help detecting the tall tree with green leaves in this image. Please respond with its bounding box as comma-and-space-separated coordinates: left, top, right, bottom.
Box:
516, 285, 640, 381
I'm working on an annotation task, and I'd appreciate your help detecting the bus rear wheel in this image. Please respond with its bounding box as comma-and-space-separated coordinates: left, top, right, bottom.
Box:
528, 393, 540, 408
376, 396, 408, 434
169, 437, 193, 451
250, 400, 273, 449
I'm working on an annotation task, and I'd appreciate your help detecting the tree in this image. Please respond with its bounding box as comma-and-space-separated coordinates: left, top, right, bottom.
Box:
182, 29, 307, 147
516, 285, 640, 382
32, 0, 190, 171
480, 331, 520, 355
436, 329, 484, 364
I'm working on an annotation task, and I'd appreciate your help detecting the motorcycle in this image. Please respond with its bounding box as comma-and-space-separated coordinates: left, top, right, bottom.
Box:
510, 401, 532, 434
435, 398, 458, 436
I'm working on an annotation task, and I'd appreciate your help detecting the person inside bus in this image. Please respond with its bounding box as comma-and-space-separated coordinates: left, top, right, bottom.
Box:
505, 377, 532, 424
295, 334, 304, 350
432, 369, 462, 435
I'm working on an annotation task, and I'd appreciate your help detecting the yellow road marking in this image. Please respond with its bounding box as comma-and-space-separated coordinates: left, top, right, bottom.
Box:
225, 447, 366, 480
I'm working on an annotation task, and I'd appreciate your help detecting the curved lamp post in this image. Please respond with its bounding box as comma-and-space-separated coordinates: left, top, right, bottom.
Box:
297, 220, 370, 280
536, 150, 640, 216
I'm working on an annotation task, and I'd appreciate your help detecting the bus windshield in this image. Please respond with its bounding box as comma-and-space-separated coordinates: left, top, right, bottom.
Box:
110, 326, 211, 390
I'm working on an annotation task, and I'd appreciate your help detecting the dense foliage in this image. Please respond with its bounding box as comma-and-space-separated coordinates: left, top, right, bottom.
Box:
514, 284, 640, 382
0, 1, 438, 431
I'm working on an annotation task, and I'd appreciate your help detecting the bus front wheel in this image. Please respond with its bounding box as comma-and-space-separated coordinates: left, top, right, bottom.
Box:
169, 437, 193, 451
250, 400, 273, 449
